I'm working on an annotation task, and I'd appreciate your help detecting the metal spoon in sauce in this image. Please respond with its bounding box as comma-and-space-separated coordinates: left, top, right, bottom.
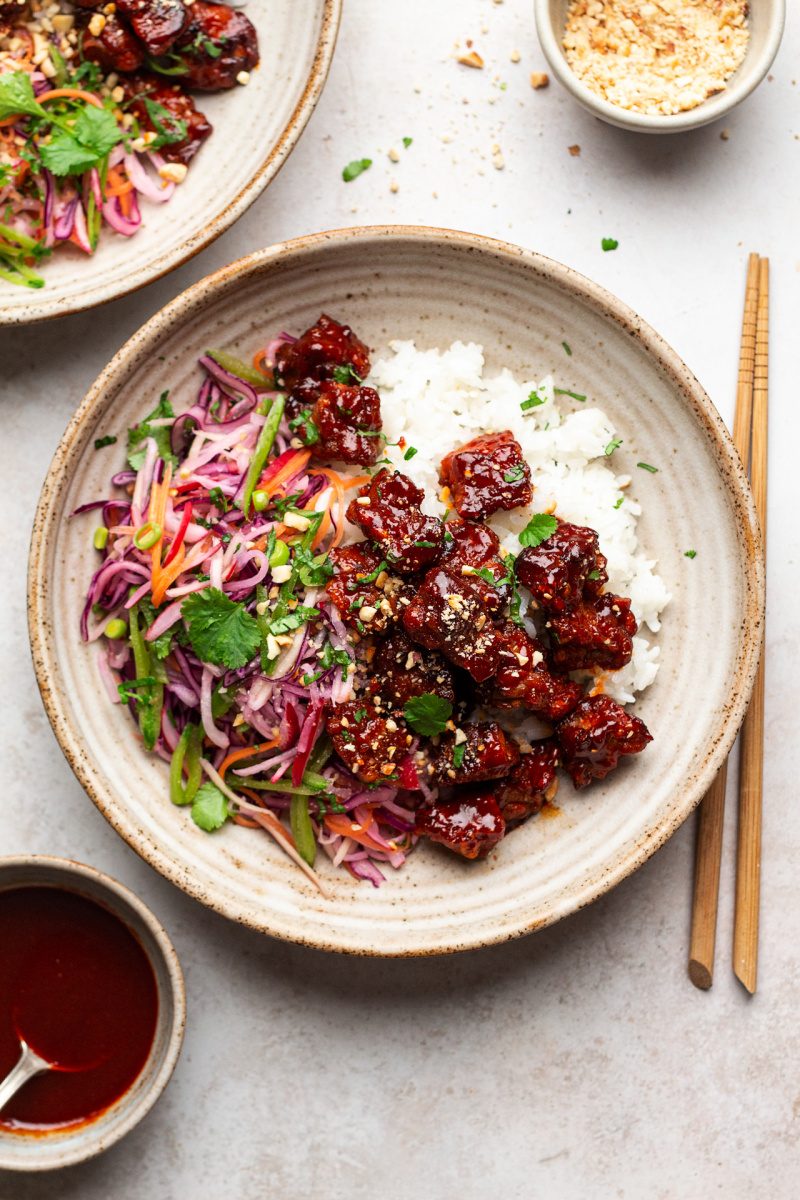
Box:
0, 1040, 51, 1113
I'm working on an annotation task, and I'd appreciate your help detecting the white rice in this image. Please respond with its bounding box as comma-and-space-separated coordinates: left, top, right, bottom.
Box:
362, 339, 670, 706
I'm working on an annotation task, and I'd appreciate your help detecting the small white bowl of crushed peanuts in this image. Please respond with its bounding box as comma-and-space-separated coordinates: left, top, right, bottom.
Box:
534, 0, 786, 133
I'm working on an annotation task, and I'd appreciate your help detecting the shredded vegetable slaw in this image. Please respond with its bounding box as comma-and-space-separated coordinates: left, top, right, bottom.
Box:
77, 342, 420, 892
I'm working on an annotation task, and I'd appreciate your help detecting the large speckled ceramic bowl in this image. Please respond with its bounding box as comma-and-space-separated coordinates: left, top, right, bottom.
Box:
28, 227, 764, 955
0, 856, 185, 1171
535, 0, 785, 134
0, 0, 340, 325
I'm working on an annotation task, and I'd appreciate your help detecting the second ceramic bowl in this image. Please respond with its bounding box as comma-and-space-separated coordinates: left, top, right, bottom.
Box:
28, 226, 764, 954
0, 856, 185, 1171
535, 0, 785, 133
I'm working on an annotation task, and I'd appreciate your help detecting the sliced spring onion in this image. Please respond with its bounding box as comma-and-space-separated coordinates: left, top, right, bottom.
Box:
93, 526, 109, 550
105, 618, 127, 640
134, 521, 162, 550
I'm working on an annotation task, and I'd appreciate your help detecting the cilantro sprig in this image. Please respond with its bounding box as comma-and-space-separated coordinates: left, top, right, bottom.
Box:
403, 693, 452, 736
182, 588, 261, 670
127, 391, 177, 471
518, 513, 558, 548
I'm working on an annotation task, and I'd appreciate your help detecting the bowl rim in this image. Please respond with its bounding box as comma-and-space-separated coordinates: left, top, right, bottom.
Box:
27, 225, 766, 954
0, 0, 342, 326
533, 0, 786, 133
0, 854, 185, 1171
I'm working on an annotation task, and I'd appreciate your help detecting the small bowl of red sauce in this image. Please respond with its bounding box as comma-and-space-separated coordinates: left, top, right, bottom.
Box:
0, 856, 185, 1171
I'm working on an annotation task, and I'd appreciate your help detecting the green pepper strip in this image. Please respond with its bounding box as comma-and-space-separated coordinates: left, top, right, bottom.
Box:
206, 348, 275, 388
129, 604, 163, 752
290, 794, 316, 866
170, 723, 202, 806
241, 395, 285, 518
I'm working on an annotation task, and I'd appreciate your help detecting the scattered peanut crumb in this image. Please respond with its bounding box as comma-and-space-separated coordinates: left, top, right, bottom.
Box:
159, 162, 188, 184
236, 70, 250, 85
390, 180, 398, 193
530, 71, 549, 89
492, 148, 504, 169
568, 144, 581, 156
720, 128, 730, 139
563, 0, 750, 116
510, 49, 520, 63
388, 147, 399, 162
457, 50, 484, 69
87, 11, 105, 34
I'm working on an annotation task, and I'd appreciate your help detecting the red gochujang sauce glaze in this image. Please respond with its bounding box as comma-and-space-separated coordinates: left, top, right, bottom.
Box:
0, 886, 159, 1131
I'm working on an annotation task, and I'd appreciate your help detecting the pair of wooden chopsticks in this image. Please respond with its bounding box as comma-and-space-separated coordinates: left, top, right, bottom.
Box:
689, 253, 769, 994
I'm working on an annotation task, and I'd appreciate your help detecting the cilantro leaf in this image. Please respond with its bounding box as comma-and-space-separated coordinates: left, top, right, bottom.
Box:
267, 605, 322, 637
605, 437, 623, 456
331, 364, 363, 385
601, 237, 619, 251
518, 513, 558, 548
94, 435, 117, 449
452, 742, 466, 769
684, 550, 697, 559
503, 465, 526, 483
342, 158, 372, 182
614, 497, 624, 509
74, 104, 121, 157
402, 136, 413, 148
191, 781, 229, 831
294, 546, 334, 587
143, 97, 188, 150
403, 693, 452, 736
182, 588, 261, 669
0, 71, 45, 122
127, 390, 178, 470
40, 131, 99, 176
40, 105, 123, 176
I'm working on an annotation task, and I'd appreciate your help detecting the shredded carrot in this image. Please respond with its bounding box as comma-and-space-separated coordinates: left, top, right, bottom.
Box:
218, 738, 279, 782
147, 464, 173, 600
151, 542, 185, 607
324, 811, 392, 854
105, 165, 134, 199
257, 448, 312, 500
38, 88, 105, 109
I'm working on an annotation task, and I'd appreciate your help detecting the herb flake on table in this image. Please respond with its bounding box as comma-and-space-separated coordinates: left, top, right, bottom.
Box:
637, 462, 659, 473
342, 158, 372, 182
601, 237, 619, 251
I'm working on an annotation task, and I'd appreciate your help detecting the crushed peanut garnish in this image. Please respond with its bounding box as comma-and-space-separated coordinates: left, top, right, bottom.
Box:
563, 0, 749, 116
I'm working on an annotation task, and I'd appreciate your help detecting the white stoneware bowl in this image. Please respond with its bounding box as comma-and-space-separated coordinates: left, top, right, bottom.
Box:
0, 855, 185, 1170
0, 0, 340, 325
28, 227, 764, 955
534, 0, 785, 133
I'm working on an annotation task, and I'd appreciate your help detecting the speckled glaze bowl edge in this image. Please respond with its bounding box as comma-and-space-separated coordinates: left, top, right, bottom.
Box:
27, 226, 765, 955
1, 0, 342, 326
0, 855, 185, 1170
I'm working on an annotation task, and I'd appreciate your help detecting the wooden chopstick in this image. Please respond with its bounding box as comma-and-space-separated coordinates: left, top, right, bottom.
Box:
733, 257, 769, 994
688, 253, 760, 989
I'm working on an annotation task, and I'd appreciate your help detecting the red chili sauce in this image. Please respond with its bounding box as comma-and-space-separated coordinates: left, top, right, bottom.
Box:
0, 886, 158, 1131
